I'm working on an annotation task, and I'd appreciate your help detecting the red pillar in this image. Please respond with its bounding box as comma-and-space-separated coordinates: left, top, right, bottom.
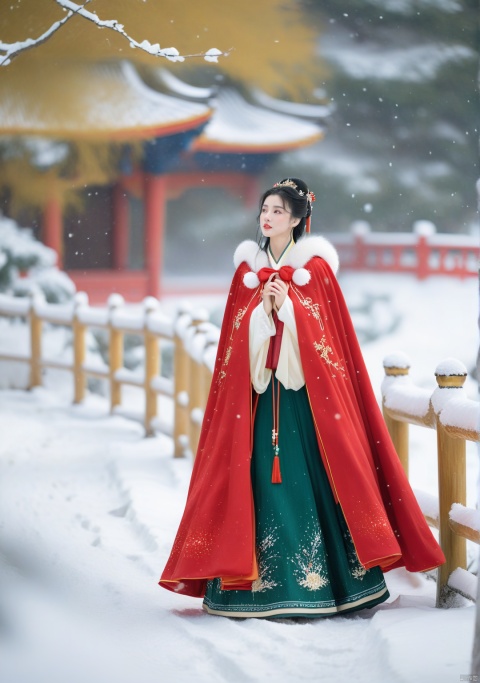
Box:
144, 174, 166, 299
43, 197, 63, 268
354, 234, 367, 270
244, 176, 261, 209
112, 184, 130, 270
417, 236, 429, 280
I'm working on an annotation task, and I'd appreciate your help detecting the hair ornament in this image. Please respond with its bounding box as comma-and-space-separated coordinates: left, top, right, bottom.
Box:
273, 179, 299, 191
273, 180, 316, 204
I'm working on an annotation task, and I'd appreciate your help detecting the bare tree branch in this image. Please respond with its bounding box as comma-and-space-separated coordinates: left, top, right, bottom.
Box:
0, 0, 228, 67
0, 1, 91, 66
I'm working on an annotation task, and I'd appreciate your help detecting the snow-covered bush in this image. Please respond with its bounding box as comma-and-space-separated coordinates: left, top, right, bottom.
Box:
0, 214, 76, 303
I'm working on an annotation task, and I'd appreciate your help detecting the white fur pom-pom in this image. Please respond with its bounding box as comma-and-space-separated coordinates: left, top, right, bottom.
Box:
243, 271, 260, 289
292, 268, 311, 286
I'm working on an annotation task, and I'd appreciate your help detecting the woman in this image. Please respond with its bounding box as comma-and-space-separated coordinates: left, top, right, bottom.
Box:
159, 178, 445, 618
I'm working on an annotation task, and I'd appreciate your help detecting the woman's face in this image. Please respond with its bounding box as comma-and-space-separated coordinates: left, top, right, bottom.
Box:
260, 194, 299, 241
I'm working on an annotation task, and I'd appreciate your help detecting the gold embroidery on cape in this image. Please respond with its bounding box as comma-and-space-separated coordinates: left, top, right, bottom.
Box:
291, 283, 346, 379
313, 336, 346, 376
217, 286, 260, 386
233, 308, 246, 330
299, 296, 324, 330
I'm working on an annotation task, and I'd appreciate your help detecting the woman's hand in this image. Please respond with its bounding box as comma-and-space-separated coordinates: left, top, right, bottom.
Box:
262, 273, 275, 315
271, 277, 289, 310
263, 274, 289, 313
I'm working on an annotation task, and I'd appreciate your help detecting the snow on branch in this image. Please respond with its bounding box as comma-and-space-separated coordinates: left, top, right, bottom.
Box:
0, 0, 227, 67
0, 0, 84, 66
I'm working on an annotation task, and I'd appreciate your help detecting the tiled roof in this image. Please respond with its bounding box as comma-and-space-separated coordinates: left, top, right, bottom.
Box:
193, 89, 323, 153
0, 62, 212, 140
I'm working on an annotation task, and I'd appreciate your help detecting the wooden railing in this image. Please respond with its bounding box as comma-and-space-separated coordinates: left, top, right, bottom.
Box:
382, 353, 479, 607
0, 292, 215, 457
1, 292, 478, 608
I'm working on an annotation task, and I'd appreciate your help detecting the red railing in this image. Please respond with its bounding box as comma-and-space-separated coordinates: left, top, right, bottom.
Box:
68, 227, 479, 304
68, 270, 150, 305
330, 226, 479, 279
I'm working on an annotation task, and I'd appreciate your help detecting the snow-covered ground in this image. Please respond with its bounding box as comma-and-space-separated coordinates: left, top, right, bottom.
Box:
0, 272, 478, 683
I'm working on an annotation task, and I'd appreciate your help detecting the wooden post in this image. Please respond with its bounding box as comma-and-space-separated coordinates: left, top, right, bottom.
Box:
173, 321, 190, 457
382, 363, 410, 478
29, 296, 42, 388
108, 296, 124, 412
190, 353, 205, 458
435, 368, 468, 607
72, 293, 88, 404
144, 298, 160, 437
187, 316, 209, 458
202, 363, 212, 410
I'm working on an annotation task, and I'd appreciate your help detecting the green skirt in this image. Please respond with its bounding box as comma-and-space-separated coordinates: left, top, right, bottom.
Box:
203, 379, 389, 619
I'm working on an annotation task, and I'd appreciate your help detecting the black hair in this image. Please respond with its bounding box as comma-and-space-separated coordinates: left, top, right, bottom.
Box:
256, 177, 312, 252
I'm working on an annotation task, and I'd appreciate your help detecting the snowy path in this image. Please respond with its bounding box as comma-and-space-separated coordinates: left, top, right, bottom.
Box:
0, 387, 475, 683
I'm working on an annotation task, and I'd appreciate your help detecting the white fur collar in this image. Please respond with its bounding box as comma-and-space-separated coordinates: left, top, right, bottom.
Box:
233, 235, 339, 275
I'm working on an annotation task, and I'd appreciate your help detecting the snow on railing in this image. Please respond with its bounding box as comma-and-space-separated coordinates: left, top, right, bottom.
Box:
0, 292, 179, 442
382, 354, 480, 607
330, 221, 479, 279
0, 291, 221, 456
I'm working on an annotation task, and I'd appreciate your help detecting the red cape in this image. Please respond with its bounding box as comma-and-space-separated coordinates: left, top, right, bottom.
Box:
160, 238, 445, 597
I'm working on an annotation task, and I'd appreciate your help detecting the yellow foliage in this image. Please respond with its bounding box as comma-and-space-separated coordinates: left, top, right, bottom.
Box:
1, 0, 324, 96
1, 140, 143, 215
0, 0, 325, 213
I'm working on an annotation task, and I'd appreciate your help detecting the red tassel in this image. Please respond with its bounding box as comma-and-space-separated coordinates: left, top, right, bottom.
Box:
271, 455, 282, 484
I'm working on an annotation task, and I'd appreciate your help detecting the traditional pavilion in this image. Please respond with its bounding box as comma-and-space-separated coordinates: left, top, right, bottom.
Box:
0, 61, 327, 302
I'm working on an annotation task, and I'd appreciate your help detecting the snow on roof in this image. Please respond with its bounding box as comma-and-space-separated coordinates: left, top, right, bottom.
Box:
193, 89, 324, 153
250, 88, 333, 120
0, 62, 212, 140
154, 69, 216, 101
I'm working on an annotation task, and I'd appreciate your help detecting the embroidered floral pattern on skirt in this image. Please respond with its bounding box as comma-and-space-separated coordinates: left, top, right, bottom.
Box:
203, 381, 389, 618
